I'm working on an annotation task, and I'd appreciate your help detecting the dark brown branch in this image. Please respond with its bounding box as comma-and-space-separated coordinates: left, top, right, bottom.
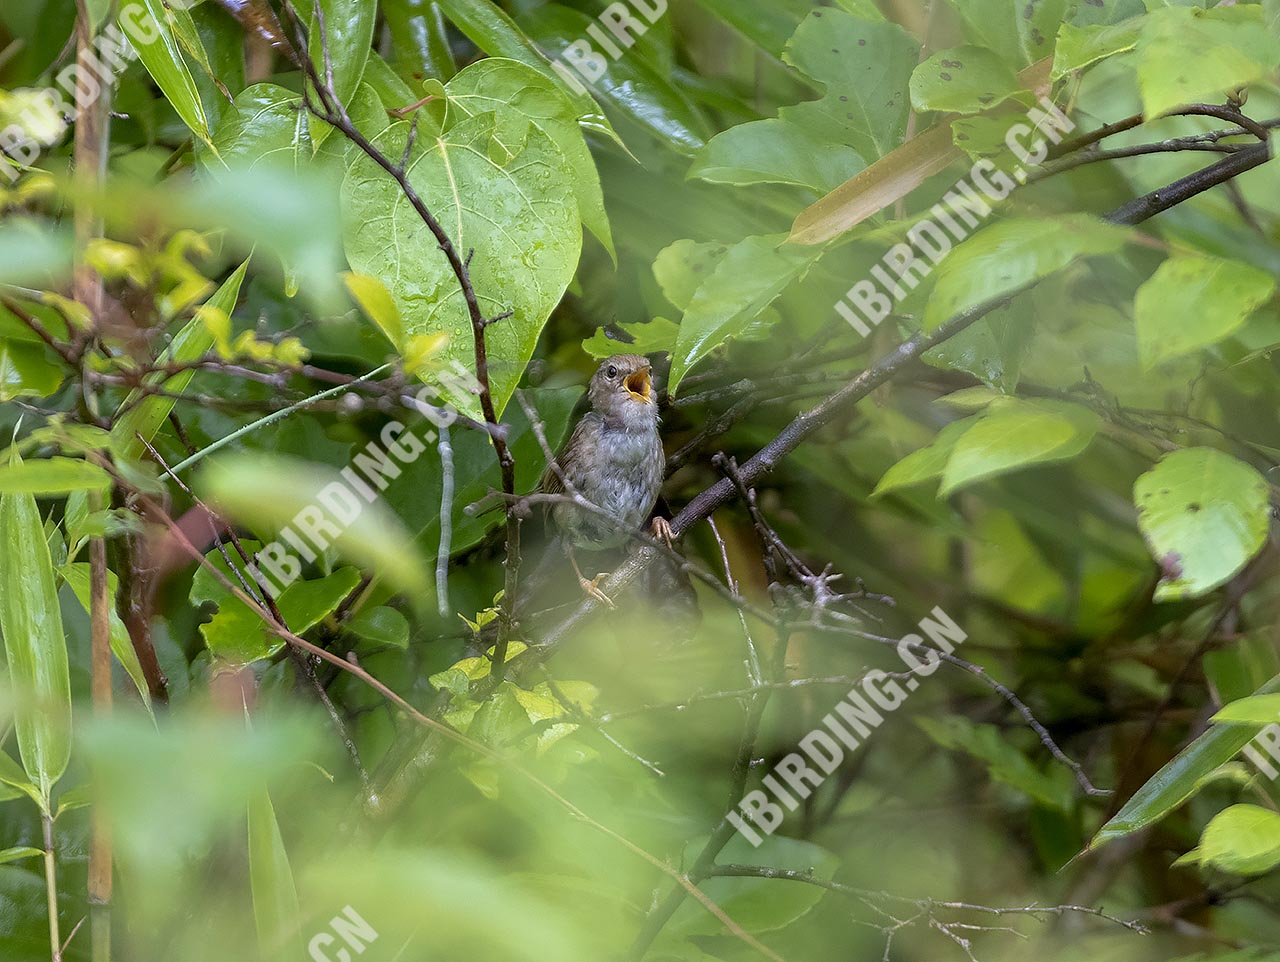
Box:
144, 424, 370, 786
611, 132, 1275, 962
279, 0, 521, 669
706, 865, 1148, 934
533, 137, 1275, 665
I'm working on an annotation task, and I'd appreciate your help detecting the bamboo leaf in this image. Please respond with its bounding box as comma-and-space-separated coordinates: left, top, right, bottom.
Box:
111, 259, 249, 462
0, 457, 110, 495
1094, 671, 1280, 846
0, 460, 72, 805
248, 790, 302, 955
126, 0, 217, 150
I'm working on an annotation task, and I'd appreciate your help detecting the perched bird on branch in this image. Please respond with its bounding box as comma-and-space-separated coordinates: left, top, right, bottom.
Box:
540, 353, 673, 606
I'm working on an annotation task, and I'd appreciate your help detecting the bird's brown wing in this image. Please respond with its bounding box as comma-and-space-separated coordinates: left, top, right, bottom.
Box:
540, 413, 592, 496
539, 455, 565, 496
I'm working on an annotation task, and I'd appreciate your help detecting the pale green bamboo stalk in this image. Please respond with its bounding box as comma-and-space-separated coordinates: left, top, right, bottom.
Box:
168, 363, 393, 475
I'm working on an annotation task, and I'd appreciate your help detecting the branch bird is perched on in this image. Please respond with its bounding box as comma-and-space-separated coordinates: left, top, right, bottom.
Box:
540, 354, 672, 607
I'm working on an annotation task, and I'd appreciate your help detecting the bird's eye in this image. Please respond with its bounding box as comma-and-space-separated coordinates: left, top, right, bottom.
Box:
606, 365, 618, 378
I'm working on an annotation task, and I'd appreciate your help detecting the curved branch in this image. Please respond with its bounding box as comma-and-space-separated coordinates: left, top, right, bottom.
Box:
531, 140, 1273, 662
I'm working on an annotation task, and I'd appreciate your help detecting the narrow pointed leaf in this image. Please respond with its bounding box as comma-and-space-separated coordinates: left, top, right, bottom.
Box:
112, 259, 249, 461
0, 464, 72, 803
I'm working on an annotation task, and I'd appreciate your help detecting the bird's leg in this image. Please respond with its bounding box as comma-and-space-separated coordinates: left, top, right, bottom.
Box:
650, 516, 674, 547
564, 542, 615, 609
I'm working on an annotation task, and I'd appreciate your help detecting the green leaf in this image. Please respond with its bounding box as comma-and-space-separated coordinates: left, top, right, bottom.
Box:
1213, 694, 1280, 726
248, 790, 302, 955
445, 57, 613, 258
278, 568, 362, 633
0, 457, 110, 495
0, 462, 72, 805
910, 45, 1022, 114
939, 398, 1099, 496
520, 4, 707, 155
872, 416, 982, 496
581, 318, 679, 360
213, 84, 311, 171
0, 750, 42, 807
1135, 256, 1276, 370
346, 606, 409, 649
0, 847, 44, 865
342, 271, 404, 347
1133, 448, 1269, 602
199, 603, 276, 666
1136, 6, 1280, 119
668, 836, 839, 936
923, 215, 1128, 330
361, 49, 421, 110
946, 0, 1068, 66
111, 259, 249, 462
1052, 19, 1143, 79
1198, 805, 1280, 875
0, 340, 62, 401
341, 112, 581, 417
653, 240, 730, 312
198, 454, 431, 604
0, 221, 73, 287
688, 0, 825, 60
782, 10, 918, 160
391, 386, 579, 564
430, 642, 529, 695
190, 0, 247, 127
919, 715, 1075, 811
689, 118, 865, 194
668, 235, 818, 394
1095, 671, 1280, 847
383, 0, 457, 82
126, 0, 216, 149
58, 563, 152, 710
434, 0, 609, 120
53, 783, 90, 819
197, 564, 360, 665
923, 294, 1035, 392
306, 0, 377, 149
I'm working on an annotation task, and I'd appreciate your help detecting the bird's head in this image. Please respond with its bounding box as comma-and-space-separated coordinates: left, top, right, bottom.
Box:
588, 354, 656, 424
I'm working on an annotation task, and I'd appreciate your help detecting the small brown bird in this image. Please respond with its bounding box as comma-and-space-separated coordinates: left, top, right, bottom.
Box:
540, 354, 671, 606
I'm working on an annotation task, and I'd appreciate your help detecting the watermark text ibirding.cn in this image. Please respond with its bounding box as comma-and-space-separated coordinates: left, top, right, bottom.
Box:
728, 607, 967, 847
245, 363, 480, 597
0, 0, 205, 182
833, 98, 1075, 338
309, 905, 379, 962
549, 0, 668, 96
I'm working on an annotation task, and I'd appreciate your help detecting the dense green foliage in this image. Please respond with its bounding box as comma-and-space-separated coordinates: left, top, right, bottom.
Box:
2, 0, 1280, 960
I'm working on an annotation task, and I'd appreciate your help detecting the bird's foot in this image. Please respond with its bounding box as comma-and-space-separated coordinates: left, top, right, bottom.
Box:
578, 573, 616, 609
650, 516, 675, 547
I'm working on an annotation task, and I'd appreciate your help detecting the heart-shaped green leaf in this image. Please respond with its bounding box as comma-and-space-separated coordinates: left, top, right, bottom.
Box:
341, 112, 581, 417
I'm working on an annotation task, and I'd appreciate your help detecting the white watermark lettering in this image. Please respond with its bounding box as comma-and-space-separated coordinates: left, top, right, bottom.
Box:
308, 905, 379, 962
729, 606, 967, 847
831, 98, 1074, 338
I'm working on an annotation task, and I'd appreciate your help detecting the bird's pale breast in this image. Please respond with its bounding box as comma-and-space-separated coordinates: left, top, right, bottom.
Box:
556, 413, 664, 549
